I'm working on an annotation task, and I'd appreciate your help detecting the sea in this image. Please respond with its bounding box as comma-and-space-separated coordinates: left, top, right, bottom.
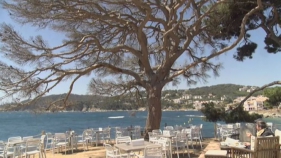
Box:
0, 111, 280, 141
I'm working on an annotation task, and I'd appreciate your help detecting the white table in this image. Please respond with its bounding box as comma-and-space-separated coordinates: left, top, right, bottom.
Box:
115, 141, 161, 157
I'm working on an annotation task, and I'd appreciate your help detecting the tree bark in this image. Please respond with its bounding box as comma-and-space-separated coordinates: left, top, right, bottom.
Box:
144, 85, 162, 140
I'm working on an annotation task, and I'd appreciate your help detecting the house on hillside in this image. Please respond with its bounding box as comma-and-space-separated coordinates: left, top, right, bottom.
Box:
243, 96, 268, 111
233, 97, 244, 103
173, 98, 182, 104
193, 101, 202, 110
182, 94, 191, 99
239, 86, 248, 91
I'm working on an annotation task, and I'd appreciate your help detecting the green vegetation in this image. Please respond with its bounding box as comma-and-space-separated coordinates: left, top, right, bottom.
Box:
263, 87, 281, 108
0, 84, 265, 111
201, 102, 263, 124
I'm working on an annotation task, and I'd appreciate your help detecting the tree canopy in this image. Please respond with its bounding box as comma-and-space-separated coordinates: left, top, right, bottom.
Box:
205, 0, 281, 61
0, 0, 278, 132
264, 86, 281, 107
201, 102, 263, 123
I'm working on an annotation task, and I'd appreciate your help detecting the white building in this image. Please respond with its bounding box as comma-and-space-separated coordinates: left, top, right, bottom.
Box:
243, 96, 268, 111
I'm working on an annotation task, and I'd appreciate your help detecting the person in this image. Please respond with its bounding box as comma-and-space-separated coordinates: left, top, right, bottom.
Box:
244, 120, 274, 147
246, 120, 274, 137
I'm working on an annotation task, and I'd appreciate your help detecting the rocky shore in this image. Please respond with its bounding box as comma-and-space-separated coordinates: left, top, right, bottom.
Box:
248, 109, 281, 118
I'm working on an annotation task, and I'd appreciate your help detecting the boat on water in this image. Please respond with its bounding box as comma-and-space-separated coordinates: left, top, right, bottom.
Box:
108, 116, 124, 119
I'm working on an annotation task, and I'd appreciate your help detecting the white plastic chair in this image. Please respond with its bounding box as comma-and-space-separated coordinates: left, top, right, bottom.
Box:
8, 136, 22, 143
171, 132, 190, 158
115, 136, 135, 157
53, 133, 69, 154
136, 145, 163, 158
115, 136, 131, 144
152, 129, 162, 135
115, 127, 123, 138
156, 138, 171, 158
190, 126, 202, 149
165, 126, 174, 130
23, 139, 42, 158
100, 127, 111, 144
162, 130, 175, 136
7, 136, 23, 158
77, 129, 95, 150
132, 126, 141, 140
0, 141, 6, 158
148, 132, 158, 143
44, 132, 54, 151
104, 144, 128, 158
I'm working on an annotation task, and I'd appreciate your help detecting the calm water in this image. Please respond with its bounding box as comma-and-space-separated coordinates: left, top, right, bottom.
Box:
0, 111, 280, 141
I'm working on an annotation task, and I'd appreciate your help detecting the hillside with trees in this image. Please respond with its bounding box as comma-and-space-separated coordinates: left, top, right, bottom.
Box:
0, 84, 263, 112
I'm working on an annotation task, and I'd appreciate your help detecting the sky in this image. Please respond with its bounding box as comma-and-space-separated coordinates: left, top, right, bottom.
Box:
0, 6, 281, 98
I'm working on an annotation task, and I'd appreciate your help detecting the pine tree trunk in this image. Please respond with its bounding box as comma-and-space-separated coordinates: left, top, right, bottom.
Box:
144, 85, 162, 140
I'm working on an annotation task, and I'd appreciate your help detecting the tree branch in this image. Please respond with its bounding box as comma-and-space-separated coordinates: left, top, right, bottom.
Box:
238, 80, 281, 107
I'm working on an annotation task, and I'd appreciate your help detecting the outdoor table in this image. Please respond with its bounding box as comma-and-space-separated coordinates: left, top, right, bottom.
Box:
220, 143, 247, 158
114, 141, 161, 157
205, 150, 227, 158
7, 138, 41, 158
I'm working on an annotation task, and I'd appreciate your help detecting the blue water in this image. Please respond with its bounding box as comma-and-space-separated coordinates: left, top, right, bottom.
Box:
0, 111, 280, 141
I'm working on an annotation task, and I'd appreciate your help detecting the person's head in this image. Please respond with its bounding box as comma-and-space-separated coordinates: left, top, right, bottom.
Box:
256, 120, 267, 131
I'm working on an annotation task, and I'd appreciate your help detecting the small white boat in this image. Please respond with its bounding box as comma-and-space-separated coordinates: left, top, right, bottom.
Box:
108, 116, 125, 119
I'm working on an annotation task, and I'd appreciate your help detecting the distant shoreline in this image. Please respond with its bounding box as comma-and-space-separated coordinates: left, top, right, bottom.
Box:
1, 109, 280, 118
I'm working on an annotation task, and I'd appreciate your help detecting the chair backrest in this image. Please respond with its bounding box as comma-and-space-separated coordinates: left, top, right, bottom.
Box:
274, 129, 281, 144
82, 129, 94, 140
235, 123, 241, 128
115, 136, 131, 144
46, 132, 53, 139
163, 130, 174, 136
102, 127, 111, 137
191, 126, 201, 138
54, 133, 67, 143
104, 143, 121, 157
25, 139, 41, 152
104, 144, 115, 156
8, 136, 22, 143
143, 145, 162, 158
252, 136, 280, 157
156, 138, 170, 151
152, 129, 162, 135
165, 126, 174, 130
174, 132, 187, 142
266, 122, 273, 130
226, 124, 234, 129
44, 132, 54, 149
23, 136, 34, 141
0, 141, 6, 155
